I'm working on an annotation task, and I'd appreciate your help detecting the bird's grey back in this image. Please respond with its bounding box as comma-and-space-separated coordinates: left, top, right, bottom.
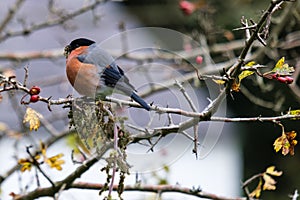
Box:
78, 44, 116, 70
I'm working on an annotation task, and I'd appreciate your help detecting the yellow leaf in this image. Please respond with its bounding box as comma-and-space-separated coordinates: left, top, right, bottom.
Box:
213, 79, 226, 85
286, 131, 297, 155
273, 138, 283, 153
263, 57, 295, 78
18, 159, 33, 172
273, 133, 289, 155
274, 131, 297, 156
263, 174, 276, 190
45, 153, 65, 171
231, 70, 254, 92
287, 131, 297, 140
245, 61, 256, 66
18, 154, 40, 172
272, 57, 294, 75
274, 57, 285, 70
23, 108, 41, 131
238, 70, 254, 81
290, 109, 300, 115
289, 109, 300, 120
249, 178, 263, 198
266, 166, 283, 176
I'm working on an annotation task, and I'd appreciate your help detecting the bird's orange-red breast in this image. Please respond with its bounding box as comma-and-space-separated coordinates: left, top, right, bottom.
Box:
66, 45, 100, 96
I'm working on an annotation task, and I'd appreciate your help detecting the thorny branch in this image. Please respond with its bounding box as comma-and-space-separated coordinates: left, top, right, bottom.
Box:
175, 80, 199, 157
25, 145, 55, 187
17, 181, 246, 200
4, 70, 298, 122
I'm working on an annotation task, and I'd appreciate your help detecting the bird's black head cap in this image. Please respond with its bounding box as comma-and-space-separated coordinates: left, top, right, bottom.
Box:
64, 38, 95, 58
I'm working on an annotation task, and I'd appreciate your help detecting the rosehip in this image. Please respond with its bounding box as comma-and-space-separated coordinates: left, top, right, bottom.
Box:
29, 86, 41, 95
196, 56, 203, 65
271, 73, 279, 80
277, 76, 288, 83
285, 76, 294, 84
30, 95, 39, 103
179, 1, 196, 15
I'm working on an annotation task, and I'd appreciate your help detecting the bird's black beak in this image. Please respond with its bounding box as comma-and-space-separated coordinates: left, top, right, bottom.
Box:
64, 45, 71, 58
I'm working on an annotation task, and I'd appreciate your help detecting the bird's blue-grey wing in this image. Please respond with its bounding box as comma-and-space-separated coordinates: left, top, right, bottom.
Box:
79, 44, 135, 95
78, 44, 114, 69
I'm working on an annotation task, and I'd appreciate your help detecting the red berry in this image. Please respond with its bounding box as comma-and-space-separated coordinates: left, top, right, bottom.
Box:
271, 73, 279, 80
276, 76, 294, 84
179, 1, 196, 15
276, 76, 287, 83
196, 56, 203, 65
285, 76, 294, 84
29, 86, 41, 95
30, 95, 39, 103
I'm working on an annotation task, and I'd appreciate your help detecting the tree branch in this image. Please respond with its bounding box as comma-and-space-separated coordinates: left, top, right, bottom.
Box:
16, 181, 246, 200
0, 0, 25, 33
211, 114, 300, 122
0, 0, 105, 42
72, 182, 245, 200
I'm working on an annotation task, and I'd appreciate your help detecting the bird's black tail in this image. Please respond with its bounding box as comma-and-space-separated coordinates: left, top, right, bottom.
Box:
130, 92, 150, 111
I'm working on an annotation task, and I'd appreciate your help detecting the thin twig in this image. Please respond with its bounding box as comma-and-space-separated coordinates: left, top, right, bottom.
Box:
210, 114, 300, 122
181, 131, 201, 145
23, 65, 29, 87
175, 80, 200, 157
167, 111, 174, 126
0, 0, 105, 42
175, 80, 198, 112
242, 173, 263, 188
34, 167, 40, 188
0, 0, 25, 32
26, 146, 55, 187
147, 134, 163, 153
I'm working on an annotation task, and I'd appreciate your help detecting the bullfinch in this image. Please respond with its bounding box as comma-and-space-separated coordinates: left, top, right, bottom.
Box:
64, 38, 150, 111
